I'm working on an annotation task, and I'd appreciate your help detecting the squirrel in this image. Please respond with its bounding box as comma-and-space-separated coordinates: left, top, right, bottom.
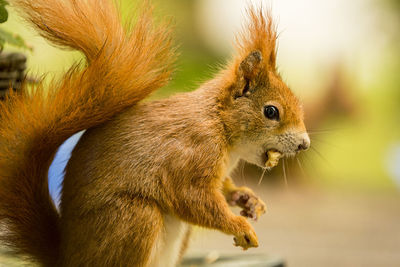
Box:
0, 0, 310, 266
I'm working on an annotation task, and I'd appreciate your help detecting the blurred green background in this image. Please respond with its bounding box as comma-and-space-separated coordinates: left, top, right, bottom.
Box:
2, 0, 400, 266
6, 0, 399, 192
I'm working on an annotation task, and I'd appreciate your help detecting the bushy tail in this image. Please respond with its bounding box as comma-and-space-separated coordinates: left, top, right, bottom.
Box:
0, 0, 175, 265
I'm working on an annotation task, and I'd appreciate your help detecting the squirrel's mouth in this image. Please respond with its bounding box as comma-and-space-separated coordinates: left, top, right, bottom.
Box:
263, 149, 283, 169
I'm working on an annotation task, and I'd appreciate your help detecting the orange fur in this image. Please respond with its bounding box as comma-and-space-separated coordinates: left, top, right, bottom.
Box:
0, 0, 174, 265
234, 7, 277, 73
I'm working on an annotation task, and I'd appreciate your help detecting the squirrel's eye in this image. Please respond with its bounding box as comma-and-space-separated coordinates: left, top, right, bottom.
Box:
264, 105, 279, 121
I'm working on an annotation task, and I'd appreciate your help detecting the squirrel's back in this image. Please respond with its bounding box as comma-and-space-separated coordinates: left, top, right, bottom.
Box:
0, 0, 175, 265
63, 87, 225, 204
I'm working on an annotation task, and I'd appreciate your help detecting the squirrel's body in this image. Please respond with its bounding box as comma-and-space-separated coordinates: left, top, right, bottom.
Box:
61, 88, 225, 266
0, 0, 310, 266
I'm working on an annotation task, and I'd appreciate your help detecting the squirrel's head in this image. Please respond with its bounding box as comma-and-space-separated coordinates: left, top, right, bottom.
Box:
219, 7, 310, 168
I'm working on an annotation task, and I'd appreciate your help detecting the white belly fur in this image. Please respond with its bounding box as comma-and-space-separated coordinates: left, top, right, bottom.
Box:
149, 213, 189, 267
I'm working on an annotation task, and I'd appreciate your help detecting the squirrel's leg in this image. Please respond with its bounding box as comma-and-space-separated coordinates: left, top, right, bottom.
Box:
174, 187, 258, 250
223, 177, 267, 221
60, 196, 163, 267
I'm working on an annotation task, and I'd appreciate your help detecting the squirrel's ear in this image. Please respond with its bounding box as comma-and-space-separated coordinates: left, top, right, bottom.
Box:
234, 50, 263, 98
239, 50, 263, 80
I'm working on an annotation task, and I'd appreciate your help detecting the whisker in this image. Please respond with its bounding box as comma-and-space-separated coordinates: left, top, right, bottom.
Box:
296, 157, 307, 178
307, 127, 347, 134
308, 131, 334, 135
302, 151, 316, 171
300, 151, 310, 164
310, 146, 333, 168
310, 137, 340, 150
258, 167, 267, 185
282, 158, 288, 188
240, 160, 246, 186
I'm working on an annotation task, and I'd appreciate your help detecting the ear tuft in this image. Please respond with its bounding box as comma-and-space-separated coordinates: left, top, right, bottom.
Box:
239, 50, 263, 79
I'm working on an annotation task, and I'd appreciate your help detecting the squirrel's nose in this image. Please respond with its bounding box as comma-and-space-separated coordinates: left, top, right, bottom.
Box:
297, 133, 310, 152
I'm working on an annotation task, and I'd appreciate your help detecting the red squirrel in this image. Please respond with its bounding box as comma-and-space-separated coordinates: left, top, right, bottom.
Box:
0, 0, 310, 266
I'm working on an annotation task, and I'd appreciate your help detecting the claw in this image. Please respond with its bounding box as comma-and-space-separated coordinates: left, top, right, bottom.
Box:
228, 187, 266, 221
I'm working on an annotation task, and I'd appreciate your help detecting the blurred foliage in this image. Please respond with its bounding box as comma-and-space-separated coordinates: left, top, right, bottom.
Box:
0, 0, 30, 50
2, 0, 400, 192
0, 29, 30, 50
385, 0, 400, 9
0, 0, 9, 23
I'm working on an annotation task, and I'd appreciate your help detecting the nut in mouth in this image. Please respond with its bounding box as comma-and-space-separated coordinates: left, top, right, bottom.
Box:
264, 149, 283, 169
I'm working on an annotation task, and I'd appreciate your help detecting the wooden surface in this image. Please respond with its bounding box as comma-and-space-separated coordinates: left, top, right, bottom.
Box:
187, 185, 400, 267
1, 185, 399, 266
0, 52, 26, 97
179, 253, 284, 267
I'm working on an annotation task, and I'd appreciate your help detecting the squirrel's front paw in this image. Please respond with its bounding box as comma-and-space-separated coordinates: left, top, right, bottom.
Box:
233, 218, 259, 250
228, 187, 266, 221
